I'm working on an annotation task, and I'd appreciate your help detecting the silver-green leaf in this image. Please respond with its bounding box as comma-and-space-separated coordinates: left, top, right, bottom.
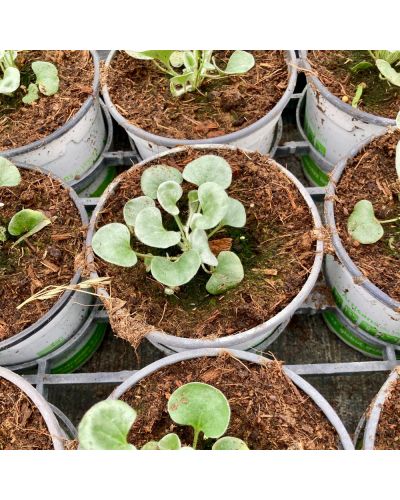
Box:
135, 207, 181, 248
123, 196, 155, 230
212, 436, 249, 450
376, 59, 400, 87
0, 158, 21, 187
220, 197, 246, 228
78, 400, 137, 450
191, 182, 228, 230
92, 223, 137, 267
8, 209, 49, 236
157, 180, 183, 215
189, 228, 218, 266
347, 200, 384, 244
182, 155, 232, 189
22, 83, 39, 104
141, 165, 183, 199
158, 433, 181, 450
0, 66, 20, 94
32, 61, 59, 96
206, 251, 244, 295
224, 51, 255, 74
150, 249, 201, 287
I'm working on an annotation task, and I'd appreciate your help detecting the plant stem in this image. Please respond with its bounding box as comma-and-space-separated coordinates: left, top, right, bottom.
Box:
192, 429, 200, 449
379, 216, 400, 224
135, 252, 154, 260
174, 215, 188, 241
208, 223, 223, 239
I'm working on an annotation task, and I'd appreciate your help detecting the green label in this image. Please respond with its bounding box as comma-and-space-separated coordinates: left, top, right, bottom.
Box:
301, 155, 329, 187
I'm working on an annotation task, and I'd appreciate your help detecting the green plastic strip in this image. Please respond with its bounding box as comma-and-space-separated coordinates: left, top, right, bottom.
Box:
87, 166, 117, 198
301, 155, 329, 187
50, 323, 107, 374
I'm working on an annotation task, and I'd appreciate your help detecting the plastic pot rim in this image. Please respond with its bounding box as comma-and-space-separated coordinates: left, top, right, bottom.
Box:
0, 50, 101, 159
298, 50, 396, 127
108, 347, 354, 450
324, 130, 400, 312
86, 143, 324, 349
0, 164, 88, 352
0, 366, 65, 450
101, 50, 297, 147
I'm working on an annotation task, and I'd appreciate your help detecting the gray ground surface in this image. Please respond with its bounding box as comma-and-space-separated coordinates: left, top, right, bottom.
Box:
46, 56, 390, 439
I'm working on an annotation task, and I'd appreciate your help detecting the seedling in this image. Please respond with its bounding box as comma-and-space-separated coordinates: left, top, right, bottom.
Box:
0, 50, 59, 104
92, 155, 246, 295
0, 158, 51, 245
125, 50, 255, 97
347, 111, 400, 245
78, 382, 249, 450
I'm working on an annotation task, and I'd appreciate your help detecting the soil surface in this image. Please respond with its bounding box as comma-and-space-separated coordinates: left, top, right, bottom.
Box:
120, 354, 339, 449
94, 148, 316, 343
0, 378, 53, 450
106, 51, 288, 139
307, 51, 400, 118
0, 51, 94, 151
374, 372, 400, 450
0, 169, 84, 340
334, 130, 400, 301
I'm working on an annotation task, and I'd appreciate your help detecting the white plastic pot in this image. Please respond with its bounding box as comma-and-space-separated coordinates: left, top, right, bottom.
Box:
298, 51, 396, 185
0, 165, 95, 367
1, 51, 107, 184
0, 366, 65, 449
362, 368, 400, 449
87, 144, 324, 353
324, 133, 400, 349
108, 348, 354, 450
102, 51, 297, 159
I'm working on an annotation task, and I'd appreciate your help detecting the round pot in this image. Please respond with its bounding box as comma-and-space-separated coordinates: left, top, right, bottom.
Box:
87, 144, 324, 353
0, 165, 97, 367
298, 51, 396, 182
1, 51, 107, 185
0, 366, 64, 449
324, 132, 400, 349
102, 51, 297, 159
361, 368, 400, 449
108, 348, 354, 450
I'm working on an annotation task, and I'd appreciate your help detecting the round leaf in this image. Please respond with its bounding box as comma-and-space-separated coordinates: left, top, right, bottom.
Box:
141, 165, 183, 199
8, 209, 47, 236
220, 197, 246, 228
158, 433, 181, 450
212, 436, 249, 450
78, 400, 137, 450
141, 441, 159, 450
168, 382, 230, 439
123, 196, 155, 229
0, 66, 20, 94
92, 223, 137, 267
347, 200, 384, 244
151, 249, 201, 287
0, 158, 21, 187
225, 51, 255, 74
182, 155, 232, 189
192, 182, 228, 230
189, 228, 218, 266
31, 61, 59, 96
170, 51, 184, 68
125, 51, 154, 60
206, 251, 244, 295
157, 180, 183, 215
376, 59, 400, 87
22, 83, 39, 104
135, 207, 181, 248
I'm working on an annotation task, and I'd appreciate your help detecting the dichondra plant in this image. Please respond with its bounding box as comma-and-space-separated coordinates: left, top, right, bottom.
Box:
0, 50, 59, 104
347, 111, 400, 245
125, 50, 255, 97
78, 382, 248, 450
0, 158, 51, 245
92, 155, 246, 295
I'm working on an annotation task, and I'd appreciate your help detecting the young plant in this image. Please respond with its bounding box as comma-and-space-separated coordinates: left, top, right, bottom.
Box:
0, 50, 59, 104
0, 158, 51, 244
92, 155, 246, 295
125, 50, 255, 97
78, 382, 249, 450
347, 111, 400, 245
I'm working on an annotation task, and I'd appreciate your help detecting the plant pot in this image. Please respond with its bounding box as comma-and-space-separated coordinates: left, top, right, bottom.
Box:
108, 348, 354, 450
0, 165, 99, 367
87, 144, 323, 353
324, 131, 400, 350
0, 51, 107, 185
0, 366, 64, 449
102, 51, 297, 159
298, 51, 396, 184
360, 368, 400, 449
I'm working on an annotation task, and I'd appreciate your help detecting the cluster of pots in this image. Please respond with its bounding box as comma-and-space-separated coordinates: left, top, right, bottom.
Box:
1, 50, 399, 450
